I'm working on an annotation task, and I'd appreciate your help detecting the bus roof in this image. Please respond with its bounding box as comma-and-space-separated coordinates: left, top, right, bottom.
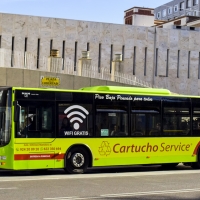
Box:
12, 86, 193, 97
79, 86, 171, 95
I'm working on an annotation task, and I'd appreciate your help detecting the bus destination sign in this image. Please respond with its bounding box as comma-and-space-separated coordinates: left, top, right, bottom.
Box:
40, 76, 60, 87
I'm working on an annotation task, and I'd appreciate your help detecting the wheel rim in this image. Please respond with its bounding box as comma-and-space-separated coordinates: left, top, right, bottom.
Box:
71, 153, 84, 168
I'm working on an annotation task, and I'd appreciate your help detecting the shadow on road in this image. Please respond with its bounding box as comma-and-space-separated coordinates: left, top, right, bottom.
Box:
0, 164, 193, 177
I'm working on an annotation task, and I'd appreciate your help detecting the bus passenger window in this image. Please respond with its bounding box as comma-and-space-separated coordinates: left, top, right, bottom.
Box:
192, 106, 200, 136
96, 104, 128, 137
131, 115, 145, 136
58, 104, 93, 137
149, 123, 161, 136
15, 102, 55, 138
59, 117, 73, 136
163, 99, 190, 136
111, 125, 120, 136
131, 98, 161, 137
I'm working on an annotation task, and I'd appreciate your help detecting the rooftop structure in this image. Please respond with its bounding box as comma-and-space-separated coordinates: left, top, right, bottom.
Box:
155, 15, 200, 28
124, 7, 154, 27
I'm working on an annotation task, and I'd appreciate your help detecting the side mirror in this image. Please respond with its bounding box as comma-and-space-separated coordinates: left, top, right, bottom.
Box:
14, 101, 20, 122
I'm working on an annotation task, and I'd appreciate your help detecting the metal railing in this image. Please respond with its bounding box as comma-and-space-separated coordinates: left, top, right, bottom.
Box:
0, 48, 157, 88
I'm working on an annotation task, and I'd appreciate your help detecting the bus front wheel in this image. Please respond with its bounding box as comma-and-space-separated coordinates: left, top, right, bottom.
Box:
65, 147, 89, 174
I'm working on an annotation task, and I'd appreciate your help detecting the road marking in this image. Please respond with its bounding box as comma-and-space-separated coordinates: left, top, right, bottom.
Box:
0, 187, 17, 190
44, 197, 78, 200
42, 188, 200, 200
0, 169, 200, 182
44, 197, 101, 200
101, 188, 200, 198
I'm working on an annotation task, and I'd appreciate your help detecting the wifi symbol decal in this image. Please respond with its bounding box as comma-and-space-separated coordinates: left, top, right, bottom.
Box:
64, 105, 89, 130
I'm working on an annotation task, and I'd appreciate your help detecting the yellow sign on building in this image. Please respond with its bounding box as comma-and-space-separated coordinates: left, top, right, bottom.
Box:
40, 76, 60, 87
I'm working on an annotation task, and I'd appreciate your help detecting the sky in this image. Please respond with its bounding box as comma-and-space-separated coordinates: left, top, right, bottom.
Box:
0, 0, 170, 24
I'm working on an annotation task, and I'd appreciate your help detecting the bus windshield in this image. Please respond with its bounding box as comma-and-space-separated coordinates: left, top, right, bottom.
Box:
0, 89, 12, 146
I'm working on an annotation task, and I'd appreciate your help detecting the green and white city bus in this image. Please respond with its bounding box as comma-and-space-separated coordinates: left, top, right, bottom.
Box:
0, 85, 200, 174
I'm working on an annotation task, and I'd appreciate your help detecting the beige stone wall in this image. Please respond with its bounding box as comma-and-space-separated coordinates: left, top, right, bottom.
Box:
0, 67, 130, 89
0, 13, 200, 95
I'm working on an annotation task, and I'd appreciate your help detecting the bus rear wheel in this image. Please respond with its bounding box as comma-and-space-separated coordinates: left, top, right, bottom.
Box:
191, 150, 200, 169
65, 147, 89, 174
161, 163, 178, 169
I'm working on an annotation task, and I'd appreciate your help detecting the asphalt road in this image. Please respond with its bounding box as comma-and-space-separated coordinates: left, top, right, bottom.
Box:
0, 164, 200, 200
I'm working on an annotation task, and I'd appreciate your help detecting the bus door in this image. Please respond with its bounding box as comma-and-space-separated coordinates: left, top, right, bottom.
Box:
14, 100, 55, 169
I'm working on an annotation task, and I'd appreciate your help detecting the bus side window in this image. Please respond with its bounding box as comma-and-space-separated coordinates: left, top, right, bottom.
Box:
95, 103, 128, 137
163, 98, 190, 136
131, 98, 161, 137
191, 100, 200, 136
57, 103, 93, 137
40, 106, 54, 138
15, 102, 55, 138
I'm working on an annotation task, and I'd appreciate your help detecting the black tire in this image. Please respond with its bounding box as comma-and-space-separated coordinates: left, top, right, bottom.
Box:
161, 163, 178, 169
31, 169, 49, 175
191, 163, 200, 169
191, 149, 200, 169
65, 147, 89, 174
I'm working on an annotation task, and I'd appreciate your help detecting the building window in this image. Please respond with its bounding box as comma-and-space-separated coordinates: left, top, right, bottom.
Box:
125, 17, 132, 25
177, 50, 180, 78
198, 52, 200, 79
155, 48, 158, 77
174, 4, 178, 12
186, 0, 191, 8
157, 12, 161, 19
62, 40, 65, 70
110, 44, 113, 73
24, 37, 28, 67
166, 49, 169, 77
98, 43, 101, 72
50, 39, 53, 54
122, 45, 125, 61
180, 2, 185, 11
74, 41, 77, 70
194, 10, 198, 16
11, 36, 15, 67
190, 27, 195, 30
162, 9, 166, 17
125, 10, 133, 17
87, 42, 90, 51
37, 38, 40, 69
168, 7, 172, 14
144, 47, 147, 76
188, 51, 190, 79
194, 0, 199, 5
174, 20, 181, 25
133, 46, 136, 75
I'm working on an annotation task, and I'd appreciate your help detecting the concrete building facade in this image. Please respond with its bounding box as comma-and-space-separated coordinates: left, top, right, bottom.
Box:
0, 13, 200, 95
155, 0, 200, 21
